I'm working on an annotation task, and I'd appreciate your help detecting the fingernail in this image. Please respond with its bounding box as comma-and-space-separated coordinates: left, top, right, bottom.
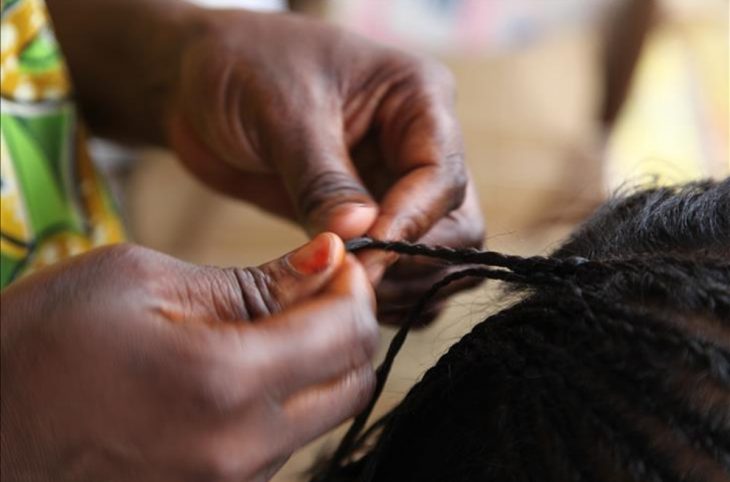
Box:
287, 233, 337, 276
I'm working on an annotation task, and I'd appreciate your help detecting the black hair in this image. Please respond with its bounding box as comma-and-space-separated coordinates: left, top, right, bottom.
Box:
315, 178, 730, 482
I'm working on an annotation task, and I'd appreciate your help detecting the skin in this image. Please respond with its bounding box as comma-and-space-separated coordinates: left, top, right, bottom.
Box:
1, 234, 379, 481
1, 2, 485, 479
45, 0, 485, 299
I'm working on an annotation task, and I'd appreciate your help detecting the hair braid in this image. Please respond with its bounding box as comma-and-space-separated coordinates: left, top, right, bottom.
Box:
511, 331, 686, 482
511, 304, 730, 469
315, 180, 729, 482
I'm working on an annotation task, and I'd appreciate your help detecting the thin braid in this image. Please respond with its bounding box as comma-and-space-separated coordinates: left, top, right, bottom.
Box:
321, 267, 500, 477
323, 255, 607, 476
348, 238, 730, 382
347, 238, 730, 314
348, 310, 520, 474
315, 234, 729, 482
600, 259, 730, 319
511, 331, 685, 482
337, 265, 588, 476
511, 306, 730, 469
538, 382, 602, 482
458, 297, 730, 473
509, 291, 730, 461
345, 237, 591, 276
513, 280, 730, 384
426, 324, 678, 482
481, 288, 730, 468
359, 327, 523, 482
580, 290, 730, 384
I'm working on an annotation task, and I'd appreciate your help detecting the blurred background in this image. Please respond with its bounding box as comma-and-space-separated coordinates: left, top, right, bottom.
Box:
97, 1, 728, 479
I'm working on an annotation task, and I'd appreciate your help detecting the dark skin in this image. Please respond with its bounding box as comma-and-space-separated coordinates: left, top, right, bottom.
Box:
2, 1, 482, 480
2, 235, 379, 481
46, 0, 485, 309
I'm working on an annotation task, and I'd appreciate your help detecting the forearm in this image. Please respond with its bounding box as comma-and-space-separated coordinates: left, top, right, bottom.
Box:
601, 0, 656, 127
46, 0, 201, 145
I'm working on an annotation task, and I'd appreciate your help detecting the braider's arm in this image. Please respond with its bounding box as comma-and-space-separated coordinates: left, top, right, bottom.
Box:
45, 0, 202, 145
600, 0, 657, 126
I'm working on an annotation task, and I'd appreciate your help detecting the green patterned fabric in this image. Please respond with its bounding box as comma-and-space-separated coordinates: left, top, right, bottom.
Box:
1, 0, 125, 289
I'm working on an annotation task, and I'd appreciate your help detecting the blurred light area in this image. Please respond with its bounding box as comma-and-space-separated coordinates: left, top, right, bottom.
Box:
605, 0, 729, 187
186, 0, 284, 11
326, 0, 611, 54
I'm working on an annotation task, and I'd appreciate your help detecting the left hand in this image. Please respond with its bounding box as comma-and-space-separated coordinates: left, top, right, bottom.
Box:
1, 235, 378, 481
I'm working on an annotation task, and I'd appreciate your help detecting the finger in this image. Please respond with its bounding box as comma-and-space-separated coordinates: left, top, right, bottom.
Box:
171, 366, 374, 482
378, 181, 484, 279
376, 275, 484, 327
169, 232, 346, 323
240, 231, 347, 314
244, 255, 379, 399
360, 175, 481, 283
283, 365, 375, 448
265, 118, 378, 239
370, 180, 485, 323
359, 160, 465, 282
355, 72, 466, 281
168, 115, 297, 219
367, 60, 467, 244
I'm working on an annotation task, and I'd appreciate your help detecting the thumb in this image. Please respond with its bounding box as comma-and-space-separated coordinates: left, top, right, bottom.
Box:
179, 233, 347, 323
268, 123, 378, 239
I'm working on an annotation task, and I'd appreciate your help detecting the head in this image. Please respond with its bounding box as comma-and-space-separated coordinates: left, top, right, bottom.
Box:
317, 179, 730, 482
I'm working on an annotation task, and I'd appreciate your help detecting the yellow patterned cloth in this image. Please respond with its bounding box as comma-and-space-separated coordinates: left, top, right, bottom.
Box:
1, 0, 125, 289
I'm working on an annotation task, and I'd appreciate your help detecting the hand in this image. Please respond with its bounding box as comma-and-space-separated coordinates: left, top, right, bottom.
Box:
341, 138, 485, 324
47, 0, 481, 318
167, 8, 467, 256
374, 180, 485, 326
0, 234, 378, 481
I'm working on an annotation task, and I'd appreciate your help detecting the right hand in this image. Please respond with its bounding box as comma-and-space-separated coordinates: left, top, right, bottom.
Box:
0, 233, 378, 482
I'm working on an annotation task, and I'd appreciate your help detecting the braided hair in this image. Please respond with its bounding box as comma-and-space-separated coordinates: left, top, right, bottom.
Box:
313, 179, 730, 482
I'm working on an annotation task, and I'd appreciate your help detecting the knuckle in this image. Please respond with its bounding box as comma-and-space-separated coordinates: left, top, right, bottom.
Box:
465, 215, 486, 249
422, 57, 456, 90
401, 205, 437, 241
97, 243, 163, 289
295, 169, 370, 221
468, 225, 486, 250
106, 243, 153, 267
401, 54, 455, 96
228, 267, 281, 320
441, 157, 468, 211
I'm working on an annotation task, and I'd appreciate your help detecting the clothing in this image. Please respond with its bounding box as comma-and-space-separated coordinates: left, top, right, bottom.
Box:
0, 0, 124, 289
